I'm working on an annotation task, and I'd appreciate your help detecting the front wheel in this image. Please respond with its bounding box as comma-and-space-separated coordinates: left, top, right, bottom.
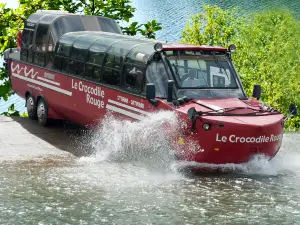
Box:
37, 98, 48, 127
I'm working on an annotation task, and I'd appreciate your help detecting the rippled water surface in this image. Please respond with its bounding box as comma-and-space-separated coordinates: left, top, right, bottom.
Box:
1, 113, 300, 224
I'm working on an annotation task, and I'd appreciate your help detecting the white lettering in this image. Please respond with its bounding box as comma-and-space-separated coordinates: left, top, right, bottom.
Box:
216, 134, 227, 142
75, 80, 105, 98
86, 94, 105, 109
218, 133, 282, 144
71, 79, 106, 109
72, 79, 78, 89
229, 135, 235, 143
44, 72, 55, 80
131, 100, 144, 109
117, 95, 128, 104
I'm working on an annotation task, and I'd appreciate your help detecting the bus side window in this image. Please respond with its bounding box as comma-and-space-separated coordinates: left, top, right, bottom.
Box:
46, 35, 56, 69
77, 61, 85, 76
61, 57, 68, 72
103, 48, 121, 85
53, 56, 61, 70
68, 59, 85, 76
103, 67, 121, 85
34, 23, 48, 67
85, 64, 101, 81
21, 29, 34, 62
86, 64, 95, 78
124, 64, 145, 94
69, 59, 77, 74
55, 42, 71, 73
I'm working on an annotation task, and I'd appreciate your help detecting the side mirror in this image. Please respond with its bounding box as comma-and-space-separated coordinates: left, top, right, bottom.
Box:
146, 83, 157, 106
167, 80, 175, 103
289, 103, 297, 116
252, 84, 261, 100
187, 107, 196, 121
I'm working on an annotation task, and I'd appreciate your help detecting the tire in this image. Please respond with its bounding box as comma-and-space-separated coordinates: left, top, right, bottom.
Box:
37, 97, 48, 127
26, 94, 37, 120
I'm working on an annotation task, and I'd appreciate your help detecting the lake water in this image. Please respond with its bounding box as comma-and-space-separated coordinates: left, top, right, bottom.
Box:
1, 1, 300, 224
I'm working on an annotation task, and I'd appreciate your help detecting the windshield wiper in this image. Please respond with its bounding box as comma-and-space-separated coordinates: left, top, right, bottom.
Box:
172, 63, 181, 81
212, 52, 230, 80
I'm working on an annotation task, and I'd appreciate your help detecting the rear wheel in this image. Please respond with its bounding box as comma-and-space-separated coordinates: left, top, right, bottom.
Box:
37, 98, 48, 127
26, 94, 37, 120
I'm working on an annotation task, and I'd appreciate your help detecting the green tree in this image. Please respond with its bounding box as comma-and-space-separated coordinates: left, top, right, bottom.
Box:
181, 5, 300, 130
181, 5, 245, 47
0, 0, 162, 110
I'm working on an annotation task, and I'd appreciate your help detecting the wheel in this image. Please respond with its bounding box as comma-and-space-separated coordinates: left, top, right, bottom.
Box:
37, 98, 48, 127
26, 94, 37, 120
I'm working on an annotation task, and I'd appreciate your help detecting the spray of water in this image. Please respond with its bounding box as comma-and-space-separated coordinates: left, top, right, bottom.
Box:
79, 111, 181, 172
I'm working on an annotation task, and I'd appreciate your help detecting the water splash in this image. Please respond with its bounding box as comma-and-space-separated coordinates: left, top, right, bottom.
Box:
174, 150, 300, 176
79, 111, 181, 172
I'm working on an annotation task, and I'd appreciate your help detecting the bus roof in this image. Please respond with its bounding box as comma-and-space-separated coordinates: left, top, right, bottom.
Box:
58, 31, 228, 55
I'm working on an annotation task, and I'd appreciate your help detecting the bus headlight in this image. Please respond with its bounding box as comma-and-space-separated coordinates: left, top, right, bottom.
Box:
202, 123, 210, 131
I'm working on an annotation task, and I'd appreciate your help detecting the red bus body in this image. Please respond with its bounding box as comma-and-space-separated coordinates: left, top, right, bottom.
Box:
4, 10, 291, 168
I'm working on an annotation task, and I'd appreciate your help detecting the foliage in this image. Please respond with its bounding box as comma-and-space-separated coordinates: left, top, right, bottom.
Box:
122, 20, 163, 39
181, 5, 300, 131
181, 5, 245, 47
0, 0, 162, 113
0, 103, 20, 116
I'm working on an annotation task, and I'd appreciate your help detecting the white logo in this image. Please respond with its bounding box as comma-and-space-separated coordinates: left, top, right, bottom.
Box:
24, 66, 38, 78
11, 62, 39, 78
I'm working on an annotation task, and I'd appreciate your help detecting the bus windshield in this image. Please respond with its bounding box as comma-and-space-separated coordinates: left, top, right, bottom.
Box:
164, 50, 246, 99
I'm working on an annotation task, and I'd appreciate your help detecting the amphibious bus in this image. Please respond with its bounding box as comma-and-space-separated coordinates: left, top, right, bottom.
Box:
3, 10, 297, 166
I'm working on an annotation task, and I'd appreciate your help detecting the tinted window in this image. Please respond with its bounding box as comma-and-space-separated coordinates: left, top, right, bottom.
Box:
125, 44, 154, 66
81, 16, 101, 31
28, 51, 34, 63
61, 58, 68, 72
104, 40, 141, 69
56, 34, 81, 57
77, 61, 85, 76
21, 49, 28, 61
46, 52, 54, 69
71, 35, 95, 61
21, 29, 34, 48
85, 64, 101, 81
46, 35, 55, 68
53, 56, 61, 70
146, 62, 169, 98
48, 34, 55, 52
124, 64, 145, 94
103, 67, 120, 85
56, 43, 72, 57
98, 17, 122, 34
88, 38, 116, 66
69, 59, 77, 74
35, 23, 49, 52
52, 16, 85, 41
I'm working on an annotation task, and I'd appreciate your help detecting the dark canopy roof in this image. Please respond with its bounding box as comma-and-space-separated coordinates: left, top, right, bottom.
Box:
55, 31, 228, 69
23, 10, 122, 49
55, 31, 158, 66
